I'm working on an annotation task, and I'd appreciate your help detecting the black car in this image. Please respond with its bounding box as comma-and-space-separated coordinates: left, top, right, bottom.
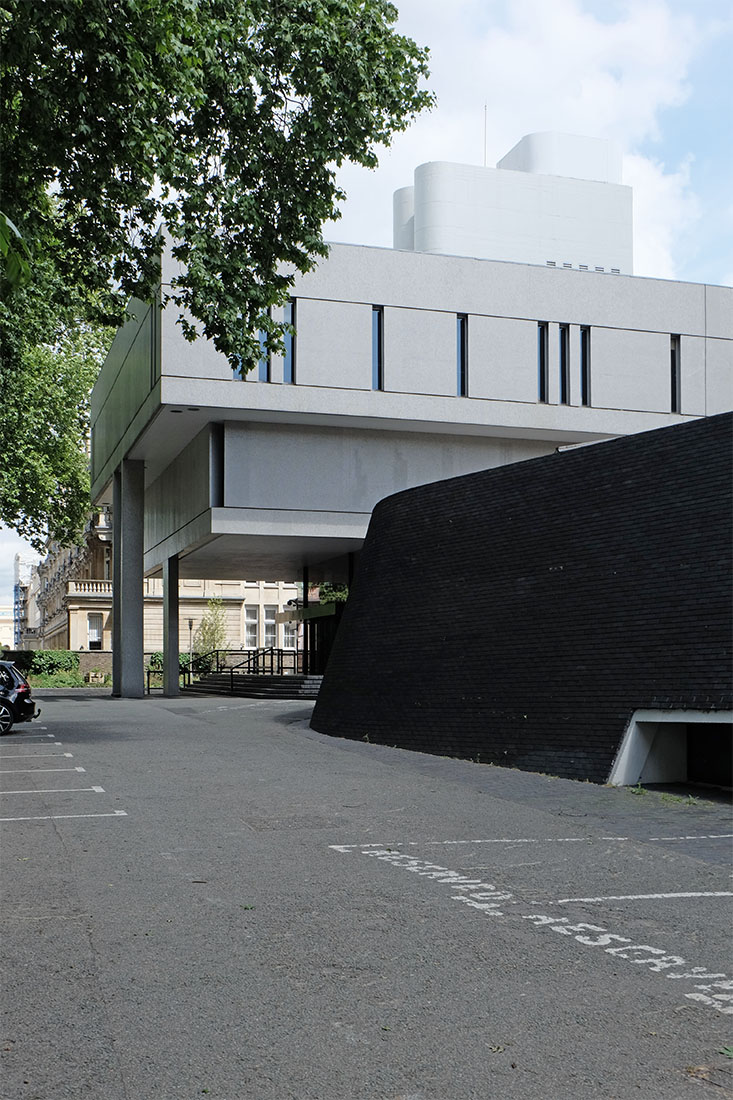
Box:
0, 660, 40, 733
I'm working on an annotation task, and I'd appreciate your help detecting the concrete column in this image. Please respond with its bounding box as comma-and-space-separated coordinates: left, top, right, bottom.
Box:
302, 565, 309, 676
162, 555, 180, 696
112, 469, 122, 695
112, 460, 145, 698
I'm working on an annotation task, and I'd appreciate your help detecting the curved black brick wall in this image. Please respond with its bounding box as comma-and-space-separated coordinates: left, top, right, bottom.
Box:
311, 413, 733, 782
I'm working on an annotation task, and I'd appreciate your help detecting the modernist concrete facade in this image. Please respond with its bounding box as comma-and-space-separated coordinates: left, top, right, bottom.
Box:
311, 414, 733, 785
90, 143, 733, 697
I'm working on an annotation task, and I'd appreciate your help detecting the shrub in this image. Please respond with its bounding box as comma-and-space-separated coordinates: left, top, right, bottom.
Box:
30, 670, 86, 688
30, 651, 80, 674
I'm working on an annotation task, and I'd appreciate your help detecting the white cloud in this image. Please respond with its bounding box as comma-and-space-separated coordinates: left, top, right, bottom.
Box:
326, 0, 717, 281
623, 153, 700, 278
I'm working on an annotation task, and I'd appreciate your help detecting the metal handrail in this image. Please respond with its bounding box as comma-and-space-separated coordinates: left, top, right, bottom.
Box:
226, 647, 297, 675
148, 648, 300, 693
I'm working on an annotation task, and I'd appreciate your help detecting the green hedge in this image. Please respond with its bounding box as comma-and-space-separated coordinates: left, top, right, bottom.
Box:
32, 651, 80, 674
8, 651, 81, 675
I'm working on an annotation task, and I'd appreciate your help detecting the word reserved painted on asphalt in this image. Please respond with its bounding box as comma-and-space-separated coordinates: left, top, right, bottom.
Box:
330, 842, 733, 1016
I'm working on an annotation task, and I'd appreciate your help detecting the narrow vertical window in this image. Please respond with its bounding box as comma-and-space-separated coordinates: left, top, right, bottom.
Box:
88, 613, 103, 651
257, 327, 270, 382
245, 606, 259, 648
372, 306, 384, 390
580, 326, 591, 407
456, 314, 468, 396
559, 324, 570, 404
670, 334, 681, 412
283, 299, 296, 384
264, 605, 277, 648
537, 322, 548, 403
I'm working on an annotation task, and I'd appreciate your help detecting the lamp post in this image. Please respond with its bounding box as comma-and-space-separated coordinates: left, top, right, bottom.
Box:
188, 618, 194, 665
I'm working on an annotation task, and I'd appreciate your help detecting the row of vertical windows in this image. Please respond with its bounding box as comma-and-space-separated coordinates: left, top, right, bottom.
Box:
245, 605, 296, 648
250, 306, 676, 413
538, 322, 591, 406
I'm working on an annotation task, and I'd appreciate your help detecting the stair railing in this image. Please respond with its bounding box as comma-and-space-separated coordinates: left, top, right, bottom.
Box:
179, 648, 299, 693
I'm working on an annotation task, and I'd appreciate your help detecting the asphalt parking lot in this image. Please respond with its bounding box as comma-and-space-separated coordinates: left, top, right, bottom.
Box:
1, 692, 731, 1100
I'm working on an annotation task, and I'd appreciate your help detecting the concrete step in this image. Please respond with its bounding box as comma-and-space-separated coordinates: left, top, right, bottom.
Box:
182, 673, 322, 700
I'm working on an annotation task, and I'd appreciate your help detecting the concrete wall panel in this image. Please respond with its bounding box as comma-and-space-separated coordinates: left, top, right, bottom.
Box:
295, 298, 372, 389
706, 339, 733, 414
705, 285, 733, 340
223, 421, 554, 515
384, 307, 457, 396
91, 303, 155, 486
681, 336, 706, 416
590, 328, 670, 412
468, 316, 538, 402
161, 306, 232, 381
295, 244, 710, 339
145, 428, 212, 552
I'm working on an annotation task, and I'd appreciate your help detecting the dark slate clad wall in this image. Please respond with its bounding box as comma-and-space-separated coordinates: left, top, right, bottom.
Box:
311, 413, 733, 782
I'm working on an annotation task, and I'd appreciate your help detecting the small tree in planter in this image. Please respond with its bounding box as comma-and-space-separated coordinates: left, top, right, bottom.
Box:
193, 598, 229, 670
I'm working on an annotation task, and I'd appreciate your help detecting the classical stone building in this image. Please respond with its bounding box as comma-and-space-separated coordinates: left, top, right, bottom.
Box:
17, 512, 298, 655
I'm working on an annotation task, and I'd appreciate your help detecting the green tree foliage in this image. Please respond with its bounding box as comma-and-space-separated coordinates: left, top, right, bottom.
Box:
0, 0, 433, 369
317, 581, 348, 603
0, 235, 113, 548
194, 597, 229, 653
0, 211, 30, 287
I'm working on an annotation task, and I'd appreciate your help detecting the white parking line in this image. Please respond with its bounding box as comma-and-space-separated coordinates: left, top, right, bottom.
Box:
0, 767, 85, 775
1, 785, 104, 795
0, 753, 73, 759
7, 740, 64, 746
332, 833, 733, 851
0, 810, 128, 823
553, 891, 733, 904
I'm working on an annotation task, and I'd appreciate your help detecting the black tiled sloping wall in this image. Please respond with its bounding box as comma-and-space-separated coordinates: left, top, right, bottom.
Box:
311, 413, 733, 783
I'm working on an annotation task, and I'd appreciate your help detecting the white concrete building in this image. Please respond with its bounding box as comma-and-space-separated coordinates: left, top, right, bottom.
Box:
394, 133, 633, 273
90, 134, 733, 697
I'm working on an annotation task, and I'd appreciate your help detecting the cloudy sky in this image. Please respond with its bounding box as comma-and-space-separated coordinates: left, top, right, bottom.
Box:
2, 0, 730, 609
326, 0, 733, 286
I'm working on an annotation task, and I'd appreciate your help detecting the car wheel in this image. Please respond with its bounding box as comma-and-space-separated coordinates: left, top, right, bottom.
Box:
0, 703, 14, 734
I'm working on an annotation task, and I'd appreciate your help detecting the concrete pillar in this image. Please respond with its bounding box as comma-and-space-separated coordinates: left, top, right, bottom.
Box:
302, 565, 309, 676
112, 460, 145, 698
112, 469, 122, 694
162, 555, 180, 697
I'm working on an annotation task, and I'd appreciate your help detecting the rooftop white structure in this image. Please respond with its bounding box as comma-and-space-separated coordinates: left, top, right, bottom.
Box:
394, 132, 633, 274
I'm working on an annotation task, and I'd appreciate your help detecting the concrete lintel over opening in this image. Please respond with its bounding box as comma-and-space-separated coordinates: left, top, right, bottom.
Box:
608, 709, 733, 787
